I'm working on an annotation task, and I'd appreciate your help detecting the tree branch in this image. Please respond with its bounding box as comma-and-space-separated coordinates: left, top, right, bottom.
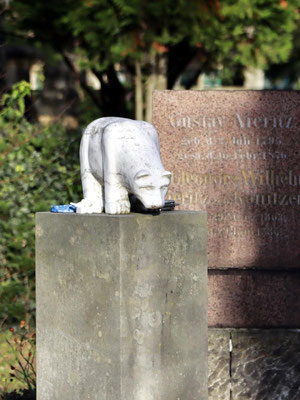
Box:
167, 41, 198, 89
59, 49, 102, 111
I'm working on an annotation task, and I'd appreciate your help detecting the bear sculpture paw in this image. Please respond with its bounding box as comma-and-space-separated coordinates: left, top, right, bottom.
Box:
72, 199, 103, 214
105, 200, 131, 214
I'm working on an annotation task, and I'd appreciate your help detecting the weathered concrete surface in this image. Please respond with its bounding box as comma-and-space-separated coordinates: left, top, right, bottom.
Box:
208, 330, 230, 400
36, 211, 207, 400
231, 330, 300, 400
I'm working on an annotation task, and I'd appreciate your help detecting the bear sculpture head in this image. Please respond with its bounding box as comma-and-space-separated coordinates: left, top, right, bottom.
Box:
132, 170, 172, 210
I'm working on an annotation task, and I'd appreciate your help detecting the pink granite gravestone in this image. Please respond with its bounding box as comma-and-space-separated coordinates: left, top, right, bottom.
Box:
153, 91, 300, 269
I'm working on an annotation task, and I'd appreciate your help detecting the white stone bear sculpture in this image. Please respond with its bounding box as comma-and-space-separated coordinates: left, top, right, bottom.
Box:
73, 117, 171, 214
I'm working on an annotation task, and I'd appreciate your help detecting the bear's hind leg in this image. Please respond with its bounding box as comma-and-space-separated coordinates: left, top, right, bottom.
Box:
73, 128, 104, 214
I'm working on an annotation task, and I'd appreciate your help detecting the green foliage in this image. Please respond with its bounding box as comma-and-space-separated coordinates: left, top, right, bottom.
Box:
220, 0, 300, 69
0, 81, 82, 326
4, 0, 300, 72
265, 24, 300, 88
0, 331, 22, 394
77, 94, 103, 127
0, 81, 31, 122
3, 0, 300, 117
0, 324, 36, 397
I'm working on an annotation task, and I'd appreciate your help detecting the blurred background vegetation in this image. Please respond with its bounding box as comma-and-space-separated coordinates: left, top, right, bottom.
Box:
1, 0, 300, 124
0, 0, 300, 396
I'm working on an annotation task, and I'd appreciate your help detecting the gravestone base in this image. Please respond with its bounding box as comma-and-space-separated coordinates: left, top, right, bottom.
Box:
36, 211, 207, 400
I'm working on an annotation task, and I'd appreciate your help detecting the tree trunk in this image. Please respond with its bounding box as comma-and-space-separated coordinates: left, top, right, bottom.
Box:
167, 41, 198, 89
135, 60, 143, 120
0, 16, 6, 94
61, 47, 128, 117
61, 50, 102, 110
145, 54, 156, 123
145, 54, 167, 123
104, 66, 127, 116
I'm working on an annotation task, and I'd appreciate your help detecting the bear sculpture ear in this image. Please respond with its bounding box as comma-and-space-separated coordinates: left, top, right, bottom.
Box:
134, 170, 150, 181
162, 171, 172, 179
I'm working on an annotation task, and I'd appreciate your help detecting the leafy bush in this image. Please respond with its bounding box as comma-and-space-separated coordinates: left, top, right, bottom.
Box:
0, 81, 82, 326
0, 322, 36, 398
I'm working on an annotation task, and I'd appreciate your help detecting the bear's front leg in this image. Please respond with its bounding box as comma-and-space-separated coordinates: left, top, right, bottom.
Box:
104, 182, 131, 214
74, 170, 104, 214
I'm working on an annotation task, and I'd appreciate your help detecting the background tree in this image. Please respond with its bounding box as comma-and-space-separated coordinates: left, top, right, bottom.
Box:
2, 0, 300, 120
0, 81, 81, 326
264, 24, 300, 88
0, 15, 6, 93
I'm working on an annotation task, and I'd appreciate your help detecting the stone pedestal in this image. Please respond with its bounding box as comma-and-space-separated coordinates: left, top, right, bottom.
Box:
36, 211, 207, 400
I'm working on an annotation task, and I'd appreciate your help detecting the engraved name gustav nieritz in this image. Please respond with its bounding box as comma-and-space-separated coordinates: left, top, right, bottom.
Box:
73, 117, 171, 214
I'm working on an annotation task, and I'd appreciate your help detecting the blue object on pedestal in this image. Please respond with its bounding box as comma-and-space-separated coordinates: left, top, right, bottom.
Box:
50, 204, 77, 213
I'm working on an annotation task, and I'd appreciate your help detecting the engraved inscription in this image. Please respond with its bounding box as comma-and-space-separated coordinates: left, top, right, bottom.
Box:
170, 113, 225, 129
169, 112, 295, 131
154, 91, 300, 267
235, 112, 294, 129
170, 170, 300, 187
167, 112, 299, 243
